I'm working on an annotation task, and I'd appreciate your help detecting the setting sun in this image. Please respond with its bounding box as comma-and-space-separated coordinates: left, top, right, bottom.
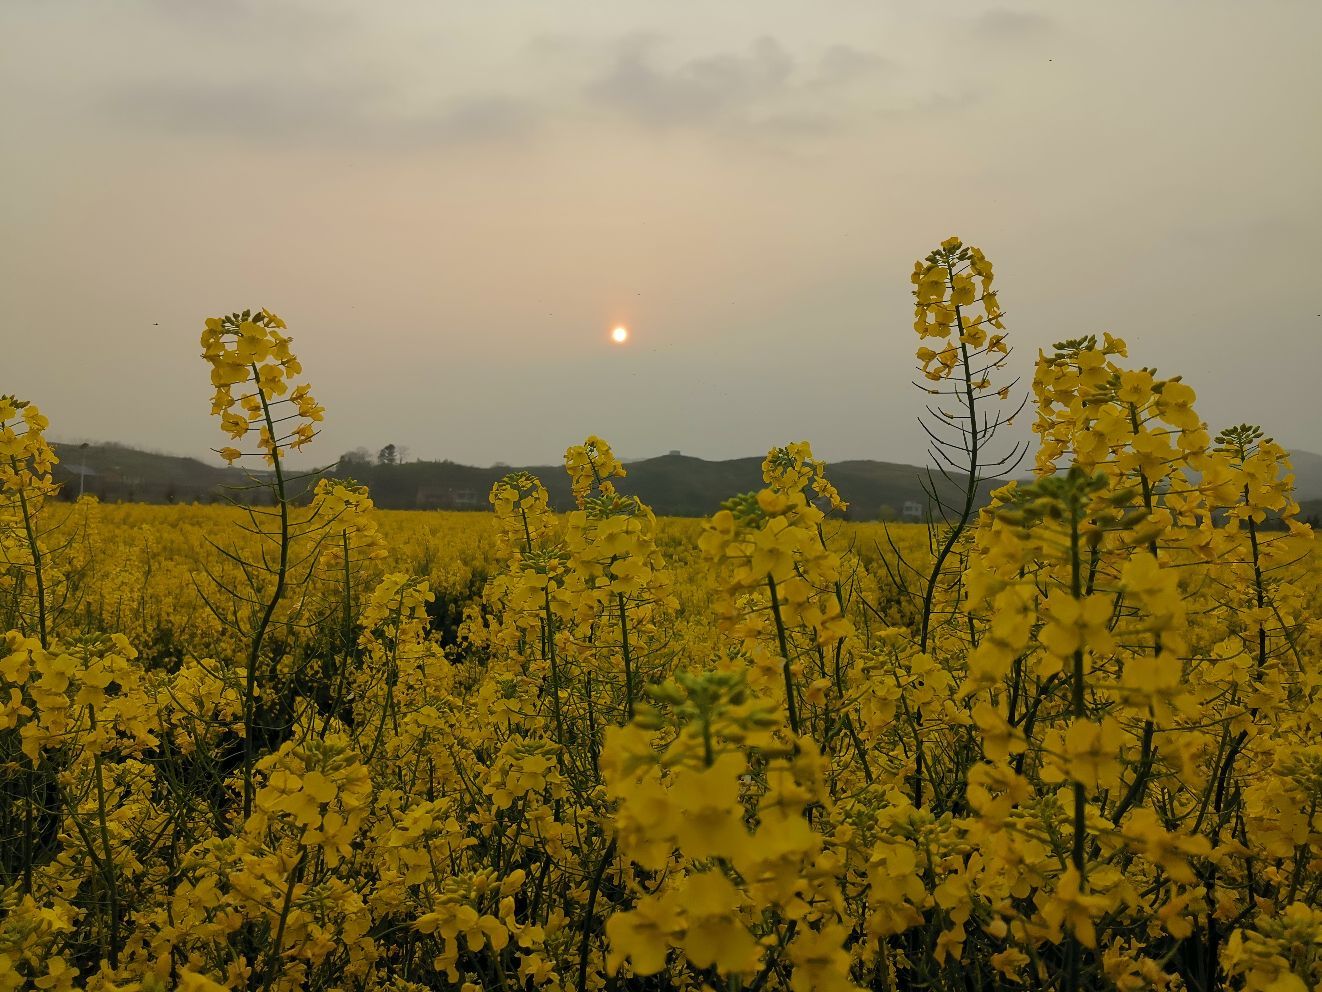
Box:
611, 325, 629, 343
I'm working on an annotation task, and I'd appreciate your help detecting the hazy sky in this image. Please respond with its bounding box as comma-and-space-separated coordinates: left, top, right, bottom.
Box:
4, 0, 1320, 468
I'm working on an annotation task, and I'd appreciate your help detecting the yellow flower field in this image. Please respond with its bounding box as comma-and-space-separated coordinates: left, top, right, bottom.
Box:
2, 240, 1318, 992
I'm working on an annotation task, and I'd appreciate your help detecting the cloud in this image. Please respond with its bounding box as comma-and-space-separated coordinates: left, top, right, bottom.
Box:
103, 77, 368, 139
811, 44, 892, 88
142, 0, 356, 42
101, 74, 538, 148
418, 96, 538, 145
587, 34, 793, 127
585, 35, 887, 137
970, 8, 1055, 40
89, 24, 893, 151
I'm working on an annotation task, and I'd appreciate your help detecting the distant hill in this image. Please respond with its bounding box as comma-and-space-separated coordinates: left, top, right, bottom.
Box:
46, 441, 1003, 518
46, 441, 1322, 520
326, 452, 1009, 520
1288, 448, 1322, 503
49, 441, 266, 504
1300, 498, 1322, 527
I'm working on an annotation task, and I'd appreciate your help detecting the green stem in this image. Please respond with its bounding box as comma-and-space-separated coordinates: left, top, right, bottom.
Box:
767, 575, 801, 737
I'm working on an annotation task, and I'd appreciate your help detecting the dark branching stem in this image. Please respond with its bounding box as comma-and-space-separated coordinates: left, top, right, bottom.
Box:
1112, 415, 1161, 822
544, 587, 569, 756
617, 593, 635, 722
1202, 481, 1272, 980
242, 372, 292, 820
259, 849, 309, 992
577, 838, 616, 992
11, 452, 51, 902
918, 288, 982, 648
1067, 497, 1088, 992
11, 455, 49, 649
89, 705, 122, 966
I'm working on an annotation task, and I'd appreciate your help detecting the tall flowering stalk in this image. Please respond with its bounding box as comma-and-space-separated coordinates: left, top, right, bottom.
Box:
894, 237, 1023, 806
909, 237, 1022, 645
198, 309, 328, 817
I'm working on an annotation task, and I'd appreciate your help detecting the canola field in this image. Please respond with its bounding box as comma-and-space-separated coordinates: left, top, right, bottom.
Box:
2, 239, 1319, 992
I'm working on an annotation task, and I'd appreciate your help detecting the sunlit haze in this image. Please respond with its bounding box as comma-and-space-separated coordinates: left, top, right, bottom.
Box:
4, 1, 1319, 467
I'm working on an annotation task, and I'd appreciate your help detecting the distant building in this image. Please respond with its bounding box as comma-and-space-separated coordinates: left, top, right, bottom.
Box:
902, 500, 924, 521
668, 449, 682, 456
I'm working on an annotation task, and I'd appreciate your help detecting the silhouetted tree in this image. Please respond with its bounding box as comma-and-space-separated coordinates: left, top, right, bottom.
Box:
340, 447, 373, 469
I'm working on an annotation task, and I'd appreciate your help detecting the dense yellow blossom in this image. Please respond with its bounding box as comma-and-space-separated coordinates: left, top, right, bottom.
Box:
0, 254, 1317, 992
